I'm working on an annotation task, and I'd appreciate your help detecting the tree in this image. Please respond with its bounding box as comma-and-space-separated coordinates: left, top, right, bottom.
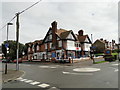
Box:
2, 40, 27, 61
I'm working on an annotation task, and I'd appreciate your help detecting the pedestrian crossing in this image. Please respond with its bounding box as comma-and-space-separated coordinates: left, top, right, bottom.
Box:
16, 77, 58, 89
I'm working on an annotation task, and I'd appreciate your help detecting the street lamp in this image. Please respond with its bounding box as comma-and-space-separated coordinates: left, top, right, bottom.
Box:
5, 22, 13, 74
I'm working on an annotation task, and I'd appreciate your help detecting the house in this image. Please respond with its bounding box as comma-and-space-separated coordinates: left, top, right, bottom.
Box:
26, 21, 92, 62
0, 46, 2, 59
92, 38, 117, 53
75, 30, 92, 57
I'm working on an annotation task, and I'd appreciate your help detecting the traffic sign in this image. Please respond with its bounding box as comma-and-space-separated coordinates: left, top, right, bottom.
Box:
5, 43, 9, 48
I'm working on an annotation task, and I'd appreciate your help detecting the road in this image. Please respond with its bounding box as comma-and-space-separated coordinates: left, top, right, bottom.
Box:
2, 60, 119, 89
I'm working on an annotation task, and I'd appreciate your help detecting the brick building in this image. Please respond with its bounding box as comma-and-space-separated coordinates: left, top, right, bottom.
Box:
26, 21, 92, 62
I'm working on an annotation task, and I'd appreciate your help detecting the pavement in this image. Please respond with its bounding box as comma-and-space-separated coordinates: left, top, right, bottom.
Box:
2, 69, 24, 83
2, 57, 106, 84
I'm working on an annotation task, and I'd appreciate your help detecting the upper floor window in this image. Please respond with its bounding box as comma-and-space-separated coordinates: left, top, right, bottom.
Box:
45, 43, 47, 49
28, 47, 30, 52
49, 34, 52, 40
37, 45, 39, 51
59, 41, 62, 47
32, 45, 34, 52
50, 43, 52, 48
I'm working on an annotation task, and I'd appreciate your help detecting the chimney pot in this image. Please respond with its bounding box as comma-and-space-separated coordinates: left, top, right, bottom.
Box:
78, 30, 84, 36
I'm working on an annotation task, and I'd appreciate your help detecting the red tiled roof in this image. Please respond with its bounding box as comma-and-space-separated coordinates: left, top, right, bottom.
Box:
56, 29, 72, 39
77, 35, 88, 42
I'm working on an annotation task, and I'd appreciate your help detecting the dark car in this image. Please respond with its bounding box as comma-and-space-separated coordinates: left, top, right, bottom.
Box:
2, 59, 11, 63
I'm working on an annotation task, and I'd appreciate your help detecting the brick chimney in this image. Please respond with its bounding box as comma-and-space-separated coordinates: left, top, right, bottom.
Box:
100, 38, 103, 41
78, 30, 84, 36
51, 21, 57, 48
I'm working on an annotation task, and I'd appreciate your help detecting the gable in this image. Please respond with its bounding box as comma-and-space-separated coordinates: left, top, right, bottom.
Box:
66, 32, 75, 40
85, 37, 89, 42
44, 29, 52, 43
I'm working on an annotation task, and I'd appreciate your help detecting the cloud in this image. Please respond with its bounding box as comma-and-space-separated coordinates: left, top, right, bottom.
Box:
1, 1, 118, 44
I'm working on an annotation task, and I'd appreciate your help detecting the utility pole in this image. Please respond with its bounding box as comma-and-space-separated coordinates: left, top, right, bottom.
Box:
90, 34, 95, 64
16, 12, 20, 71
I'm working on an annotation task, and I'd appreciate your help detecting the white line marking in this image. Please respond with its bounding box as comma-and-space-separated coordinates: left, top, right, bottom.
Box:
73, 68, 100, 72
62, 71, 93, 75
112, 63, 120, 66
30, 81, 40, 85
51, 87, 57, 89
16, 77, 23, 80
50, 67, 57, 69
38, 83, 50, 88
114, 69, 118, 72
39, 66, 49, 68
24, 80, 33, 83
20, 79, 28, 81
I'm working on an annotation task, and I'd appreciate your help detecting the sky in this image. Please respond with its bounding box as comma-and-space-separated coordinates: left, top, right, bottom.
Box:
1, 0, 119, 44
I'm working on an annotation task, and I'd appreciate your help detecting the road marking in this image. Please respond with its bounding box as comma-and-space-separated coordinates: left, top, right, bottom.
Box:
109, 67, 118, 72
20, 79, 28, 82
112, 63, 120, 66
51, 87, 57, 89
62, 71, 93, 75
73, 68, 100, 72
30, 81, 40, 85
38, 83, 50, 88
16, 77, 23, 80
24, 80, 33, 83
25, 65, 31, 66
39, 66, 50, 68
114, 69, 118, 72
50, 67, 57, 69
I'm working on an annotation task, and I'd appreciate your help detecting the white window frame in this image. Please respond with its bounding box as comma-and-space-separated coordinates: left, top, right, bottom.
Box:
37, 45, 39, 51
45, 43, 47, 49
32, 45, 34, 52
28, 47, 30, 52
50, 43, 52, 48
49, 34, 52, 40
59, 41, 62, 47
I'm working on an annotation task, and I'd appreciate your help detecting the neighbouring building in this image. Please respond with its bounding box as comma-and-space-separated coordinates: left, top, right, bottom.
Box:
26, 21, 92, 62
0, 46, 2, 59
92, 38, 117, 53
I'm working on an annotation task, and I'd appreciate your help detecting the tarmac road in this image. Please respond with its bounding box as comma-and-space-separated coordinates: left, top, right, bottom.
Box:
2, 59, 119, 89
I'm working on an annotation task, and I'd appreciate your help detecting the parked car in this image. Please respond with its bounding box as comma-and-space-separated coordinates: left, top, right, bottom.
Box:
2, 59, 12, 63
13, 58, 22, 63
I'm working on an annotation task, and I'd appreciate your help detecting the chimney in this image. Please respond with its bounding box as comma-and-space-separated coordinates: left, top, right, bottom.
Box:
51, 21, 57, 48
100, 38, 103, 41
78, 30, 84, 36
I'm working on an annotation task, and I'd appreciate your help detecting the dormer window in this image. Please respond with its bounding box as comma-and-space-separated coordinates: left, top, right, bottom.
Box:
37, 45, 39, 51
32, 45, 34, 52
28, 47, 30, 52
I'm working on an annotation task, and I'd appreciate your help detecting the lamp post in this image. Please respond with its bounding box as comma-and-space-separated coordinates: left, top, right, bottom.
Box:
5, 22, 13, 74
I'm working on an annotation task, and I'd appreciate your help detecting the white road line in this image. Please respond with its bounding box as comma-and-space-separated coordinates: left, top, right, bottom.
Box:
50, 67, 57, 69
62, 71, 93, 75
73, 68, 100, 72
39, 66, 50, 68
20, 79, 28, 82
109, 67, 118, 72
30, 81, 40, 85
38, 83, 50, 88
114, 69, 118, 72
112, 63, 120, 66
16, 77, 23, 80
25, 65, 31, 66
24, 80, 33, 83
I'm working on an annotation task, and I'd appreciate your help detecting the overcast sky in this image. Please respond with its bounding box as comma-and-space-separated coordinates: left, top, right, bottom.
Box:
1, 0, 119, 44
